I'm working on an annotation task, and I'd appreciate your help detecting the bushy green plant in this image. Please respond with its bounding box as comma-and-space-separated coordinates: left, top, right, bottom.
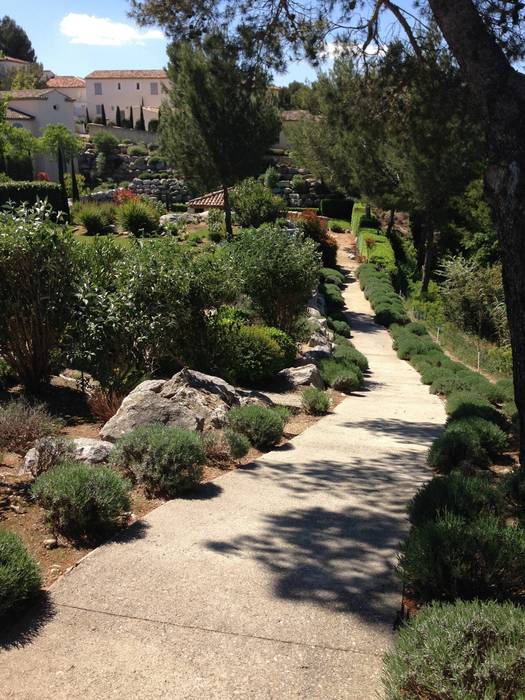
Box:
225, 325, 293, 385
332, 342, 369, 372
32, 460, 131, 540
291, 174, 309, 194
263, 165, 279, 189
397, 512, 525, 602
383, 600, 525, 700
225, 405, 285, 450
428, 416, 507, 472
0, 399, 61, 454
396, 334, 435, 360
71, 201, 116, 235
328, 318, 351, 337
0, 530, 41, 617
320, 282, 344, 310
128, 144, 148, 157
446, 391, 509, 431
207, 208, 226, 242
116, 198, 159, 236
302, 387, 331, 415
111, 424, 205, 497
408, 471, 504, 527
224, 429, 251, 459
92, 131, 119, 155
229, 224, 320, 334
231, 177, 285, 228
320, 267, 345, 287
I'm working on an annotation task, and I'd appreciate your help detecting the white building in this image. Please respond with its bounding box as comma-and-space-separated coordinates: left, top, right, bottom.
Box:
0, 55, 33, 84
1, 89, 77, 178
45, 76, 87, 119
84, 69, 169, 129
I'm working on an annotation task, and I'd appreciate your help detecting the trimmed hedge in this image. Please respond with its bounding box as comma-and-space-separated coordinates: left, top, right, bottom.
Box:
357, 264, 408, 327
383, 600, 525, 699
0, 182, 64, 212
319, 199, 353, 220
225, 405, 286, 450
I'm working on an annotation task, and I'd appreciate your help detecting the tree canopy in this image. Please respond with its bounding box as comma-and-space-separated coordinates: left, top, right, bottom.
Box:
0, 15, 36, 62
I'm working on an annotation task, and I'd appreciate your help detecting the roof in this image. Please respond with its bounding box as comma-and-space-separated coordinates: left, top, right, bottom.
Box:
46, 76, 86, 88
6, 106, 34, 120
0, 88, 74, 101
0, 55, 32, 65
187, 190, 226, 209
85, 70, 168, 80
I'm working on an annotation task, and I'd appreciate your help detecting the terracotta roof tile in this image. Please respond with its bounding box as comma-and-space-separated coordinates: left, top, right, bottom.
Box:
85, 70, 168, 80
46, 76, 86, 88
187, 190, 226, 208
6, 106, 34, 120
0, 88, 74, 101
0, 55, 32, 65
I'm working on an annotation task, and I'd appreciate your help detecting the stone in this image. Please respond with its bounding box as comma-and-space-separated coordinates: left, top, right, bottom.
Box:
307, 293, 327, 317
303, 344, 333, 362
308, 331, 331, 348
22, 437, 114, 475
278, 364, 324, 390
44, 538, 58, 550
100, 368, 256, 442
72, 438, 115, 464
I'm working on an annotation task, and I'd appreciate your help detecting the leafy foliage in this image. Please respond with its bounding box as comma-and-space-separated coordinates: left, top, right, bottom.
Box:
0, 529, 41, 617
225, 405, 285, 450
302, 387, 330, 415
231, 177, 285, 228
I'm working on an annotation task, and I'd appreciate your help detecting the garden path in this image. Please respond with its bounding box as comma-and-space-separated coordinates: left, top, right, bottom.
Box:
0, 239, 446, 699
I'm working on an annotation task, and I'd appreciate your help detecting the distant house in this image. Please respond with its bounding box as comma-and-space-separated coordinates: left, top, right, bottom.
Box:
46, 76, 86, 118
1, 89, 77, 178
84, 69, 170, 129
0, 55, 32, 76
186, 190, 227, 213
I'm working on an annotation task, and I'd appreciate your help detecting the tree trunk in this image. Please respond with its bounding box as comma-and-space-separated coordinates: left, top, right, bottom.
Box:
70, 157, 80, 202
421, 222, 435, 293
365, 203, 371, 218
428, 0, 525, 464
386, 208, 395, 238
223, 185, 233, 240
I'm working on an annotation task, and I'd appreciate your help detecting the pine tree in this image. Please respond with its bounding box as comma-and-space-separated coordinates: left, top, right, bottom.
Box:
129, 106, 134, 129
100, 104, 107, 126
116, 106, 122, 127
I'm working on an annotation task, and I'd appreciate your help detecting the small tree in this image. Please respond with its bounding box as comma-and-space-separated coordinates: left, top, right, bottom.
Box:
100, 104, 107, 126
39, 125, 82, 214
160, 34, 280, 238
137, 103, 145, 131
129, 106, 134, 129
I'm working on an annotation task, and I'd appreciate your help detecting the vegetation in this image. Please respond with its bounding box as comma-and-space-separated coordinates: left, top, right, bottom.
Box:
301, 387, 330, 415
225, 405, 286, 450
110, 424, 205, 497
0, 529, 41, 617
32, 460, 131, 541
0, 400, 61, 454
231, 177, 285, 228
116, 198, 159, 236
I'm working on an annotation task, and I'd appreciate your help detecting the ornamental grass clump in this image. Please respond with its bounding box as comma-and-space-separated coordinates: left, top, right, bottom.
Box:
383, 600, 525, 700
224, 430, 251, 460
302, 387, 331, 415
32, 460, 131, 541
0, 399, 61, 454
397, 512, 525, 602
408, 471, 504, 527
0, 529, 41, 617
110, 424, 205, 497
116, 198, 159, 236
225, 405, 285, 450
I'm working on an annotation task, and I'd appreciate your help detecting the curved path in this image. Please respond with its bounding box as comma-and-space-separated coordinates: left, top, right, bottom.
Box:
1, 248, 446, 699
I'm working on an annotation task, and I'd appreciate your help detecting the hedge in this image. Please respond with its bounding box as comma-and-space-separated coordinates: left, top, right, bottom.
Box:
319, 199, 353, 220
0, 182, 64, 212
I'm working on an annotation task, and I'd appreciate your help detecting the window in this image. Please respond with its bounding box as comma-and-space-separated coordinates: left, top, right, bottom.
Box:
150, 82, 158, 95
96, 104, 102, 115
53, 104, 58, 110
117, 82, 121, 90
136, 82, 140, 90
94, 82, 102, 95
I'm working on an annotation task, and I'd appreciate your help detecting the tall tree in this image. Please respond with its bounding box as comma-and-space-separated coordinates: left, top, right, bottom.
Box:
130, 0, 525, 465
116, 105, 122, 127
159, 35, 280, 238
39, 125, 82, 214
0, 15, 36, 62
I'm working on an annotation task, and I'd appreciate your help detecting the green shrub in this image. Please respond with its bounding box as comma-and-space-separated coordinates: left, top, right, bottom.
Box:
32, 460, 131, 540
319, 199, 353, 219
404, 321, 428, 336
383, 600, 525, 700
396, 335, 435, 360
225, 325, 293, 385
207, 208, 226, 242
71, 202, 116, 235
446, 391, 509, 431
428, 416, 507, 472
128, 144, 148, 157
302, 387, 331, 415
263, 165, 279, 189
224, 429, 251, 459
320, 267, 345, 287
92, 131, 119, 155
0, 399, 61, 454
231, 177, 285, 228
0, 530, 41, 617
408, 471, 504, 527
494, 378, 515, 404
398, 512, 525, 601
320, 282, 344, 310
319, 357, 363, 391
331, 370, 361, 393
0, 181, 63, 212
116, 198, 159, 236
110, 424, 205, 497
333, 342, 369, 372
291, 174, 309, 194
225, 405, 285, 450
328, 318, 351, 338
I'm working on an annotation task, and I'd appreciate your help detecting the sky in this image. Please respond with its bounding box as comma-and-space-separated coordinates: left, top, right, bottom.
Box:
1, 0, 320, 85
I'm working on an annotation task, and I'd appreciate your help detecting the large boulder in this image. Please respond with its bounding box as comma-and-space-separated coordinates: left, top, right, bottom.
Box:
100, 368, 253, 442
278, 364, 324, 390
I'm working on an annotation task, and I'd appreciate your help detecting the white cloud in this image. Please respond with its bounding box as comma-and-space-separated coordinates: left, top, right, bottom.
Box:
59, 13, 164, 47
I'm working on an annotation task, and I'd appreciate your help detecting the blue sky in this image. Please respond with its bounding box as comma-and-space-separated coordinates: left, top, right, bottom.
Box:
1, 0, 319, 85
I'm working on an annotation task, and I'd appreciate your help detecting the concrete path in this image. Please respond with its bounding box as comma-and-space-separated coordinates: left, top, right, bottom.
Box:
0, 252, 446, 700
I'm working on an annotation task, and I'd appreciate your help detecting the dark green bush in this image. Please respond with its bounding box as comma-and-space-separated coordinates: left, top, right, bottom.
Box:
0, 181, 63, 212
128, 144, 148, 157
320, 282, 344, 310
0, 529, 41, 617
396, 335, 435, 360
327, 318, 351, 337
302, 387, 331, 415
116, 198, 159, 236
318, 356, 363, 390
320, 267, 345, 287
319, 199, 353, 219
332, 369, 362, 393
264, 327, 296, 368
428, 416, 507, 472
494, 378, 515, 404
446, 391, 509, 431
71, 202, 116, 235
225, 405, 285, 450
32, 460, 131, 540
397, 512, 525, 602
333, 342, 369, 372
92, 131, 119, 155
404, 321, 428, 336
383, 600, 525, 700
231, 177, 285, 227
110, 424, 205, 497
408, 471, 504, 527
224, 429, 251, 459
225, 325, 293, 385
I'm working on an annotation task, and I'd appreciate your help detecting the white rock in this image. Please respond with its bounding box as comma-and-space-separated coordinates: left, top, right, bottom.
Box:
278, 364, 324, 389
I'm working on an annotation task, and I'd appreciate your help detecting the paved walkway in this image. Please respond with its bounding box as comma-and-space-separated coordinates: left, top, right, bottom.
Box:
0, 250, 446, 699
